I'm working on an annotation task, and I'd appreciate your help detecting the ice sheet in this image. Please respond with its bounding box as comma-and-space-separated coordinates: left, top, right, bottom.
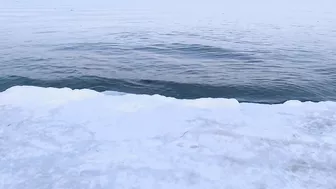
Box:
0, 86, 335, 189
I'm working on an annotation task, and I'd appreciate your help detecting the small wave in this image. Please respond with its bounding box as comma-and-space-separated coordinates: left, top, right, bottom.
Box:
52, 42, 259, 61
0, 76, 334, 104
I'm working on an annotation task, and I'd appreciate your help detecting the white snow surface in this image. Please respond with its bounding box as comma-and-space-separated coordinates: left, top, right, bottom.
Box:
0, 86, 335, 189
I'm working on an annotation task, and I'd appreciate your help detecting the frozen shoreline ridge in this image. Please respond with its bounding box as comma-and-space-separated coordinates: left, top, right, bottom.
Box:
0, 86, 335, 188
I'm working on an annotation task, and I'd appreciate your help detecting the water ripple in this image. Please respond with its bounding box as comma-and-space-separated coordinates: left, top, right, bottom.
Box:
1, 7, 336, 103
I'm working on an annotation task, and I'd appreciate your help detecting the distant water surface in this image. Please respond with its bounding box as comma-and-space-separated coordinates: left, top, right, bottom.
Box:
1, 1, 336, 103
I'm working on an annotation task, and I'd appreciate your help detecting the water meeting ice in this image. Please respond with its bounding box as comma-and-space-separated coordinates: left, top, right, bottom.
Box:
1, 0, 336, 188
0, 86, 335, 188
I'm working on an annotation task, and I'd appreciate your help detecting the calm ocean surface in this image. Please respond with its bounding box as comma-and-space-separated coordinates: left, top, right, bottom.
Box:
1, 1, 336, 103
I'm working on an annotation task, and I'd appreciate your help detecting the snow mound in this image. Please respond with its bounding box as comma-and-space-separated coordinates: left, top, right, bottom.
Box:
0, 86, 335, 189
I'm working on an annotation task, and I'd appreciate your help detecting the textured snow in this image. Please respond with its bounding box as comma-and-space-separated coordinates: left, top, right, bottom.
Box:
0, 86, 335, 189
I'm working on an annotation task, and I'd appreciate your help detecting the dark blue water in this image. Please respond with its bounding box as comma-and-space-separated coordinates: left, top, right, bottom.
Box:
1, 4, 336, 103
